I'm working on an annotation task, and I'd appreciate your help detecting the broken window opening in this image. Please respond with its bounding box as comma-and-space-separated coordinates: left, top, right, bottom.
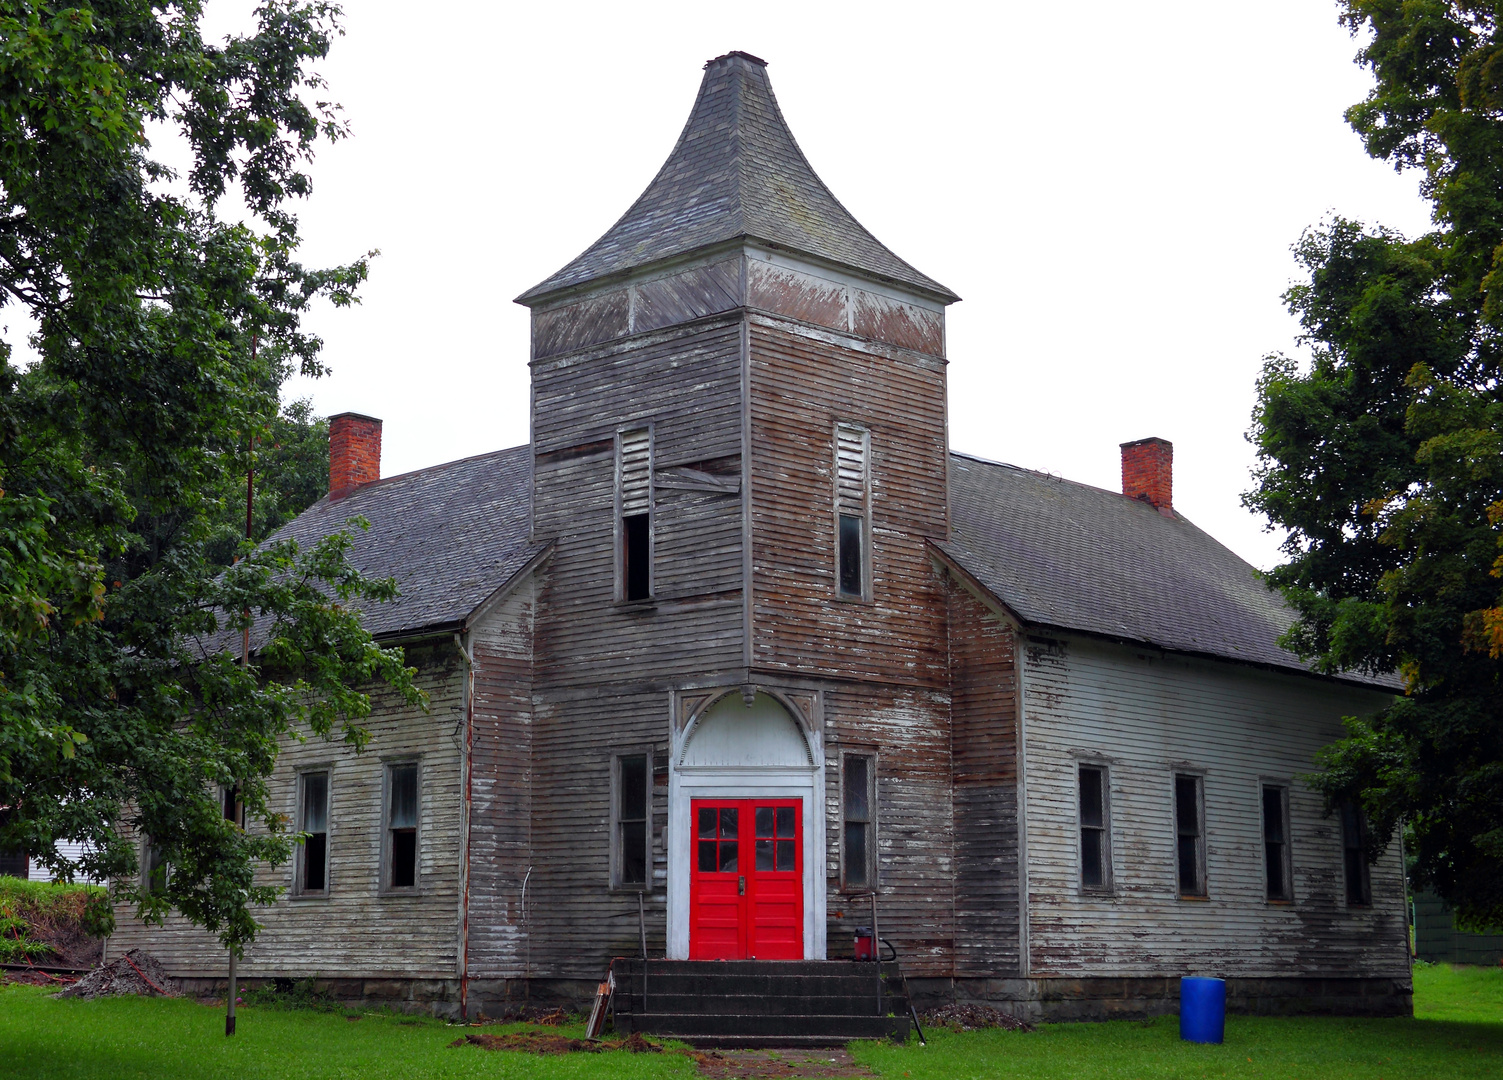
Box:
834, 424, 870, 600
614, 752, 650, 888
387, 763, 419, 890
1174, 774, 1206, 898
1079, 765, 1109, 891
1262, 784, 1291, 901
1341, 801, 1370, 906
299, 771, 329, 894
842, 753, 876, 890
618, 428, 652, 602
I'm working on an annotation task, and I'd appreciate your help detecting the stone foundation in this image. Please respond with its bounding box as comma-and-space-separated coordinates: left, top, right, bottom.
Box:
908, 975, 1412, 1021
173, 971, 1412, 1023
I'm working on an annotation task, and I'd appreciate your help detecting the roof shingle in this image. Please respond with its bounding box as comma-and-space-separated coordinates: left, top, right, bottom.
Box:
516, 52, 957, 305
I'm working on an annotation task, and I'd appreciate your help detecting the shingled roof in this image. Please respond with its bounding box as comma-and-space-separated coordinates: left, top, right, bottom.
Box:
265, 445, 542, 640
516, 52, 958, 305
941, 452, 1386, 685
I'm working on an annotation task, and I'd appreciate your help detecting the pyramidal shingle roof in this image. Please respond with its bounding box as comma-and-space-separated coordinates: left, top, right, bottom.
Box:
516, 52, 958, 305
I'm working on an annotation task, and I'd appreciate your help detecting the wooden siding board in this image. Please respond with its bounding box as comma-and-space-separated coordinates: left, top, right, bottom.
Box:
1021, 634, 1409, 979
110, 653, 466, 978
947, 580, 1021, 976
747, 318, 949, 685
466, 581, 535, 978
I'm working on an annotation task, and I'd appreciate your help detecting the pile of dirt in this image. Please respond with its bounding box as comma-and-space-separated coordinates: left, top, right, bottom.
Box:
451, 1030, 661, 1054
922, 1002, 1033, 1032
688, 1049, 876, 1079
57, 949, 178, 999
0, 879, 103, 969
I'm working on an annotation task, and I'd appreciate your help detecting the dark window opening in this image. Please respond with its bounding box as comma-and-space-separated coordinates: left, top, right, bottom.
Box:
143, 839, 168, 895
1262, 785, 1290, 901
623, 514, 650, 601
301, 772, 329, 893
697, 806, 739, 872
617, 754, 648, 886
1341, 801, 1370, 906
387, 764, 418, 889
838, 514, 863, 597
1079, 766, 1107, 889
1174, 774, 1205, 897
843, 755, 873, 889
223, 783, 244, 829
0, 809, 26, 879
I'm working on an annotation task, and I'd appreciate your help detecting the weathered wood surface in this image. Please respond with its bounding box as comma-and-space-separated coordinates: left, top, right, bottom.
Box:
110, 648, 465, 978
528, 250, 948, 363
747, 317, 950, 685
822, 683, 955, 978
1020, 634, 1408, 978
466, 580, 536, 979
946, 578, 1021, 977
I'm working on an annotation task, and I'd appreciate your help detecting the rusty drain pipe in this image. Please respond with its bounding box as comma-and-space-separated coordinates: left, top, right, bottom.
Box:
455, 633, 475, 1021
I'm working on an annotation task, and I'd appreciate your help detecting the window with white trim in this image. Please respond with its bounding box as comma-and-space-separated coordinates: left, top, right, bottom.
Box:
384, 762, 419, 891
834, 424, 870, 599
841, 752, 877, 890
1079, 764, 1110, 891
612, 752, 651, 889
617, 427, 652, 602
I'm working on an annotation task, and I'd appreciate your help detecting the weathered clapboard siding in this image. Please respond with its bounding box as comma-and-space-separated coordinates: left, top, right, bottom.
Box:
823, 683, 955, 977
747, 316, 950, 686
1021, 634, 1407, 978
523, 686, 672, 977
466, 579, 536, 979
110, 648, 465, 978
530, 316, 747, 688
946, 578, 1021, 977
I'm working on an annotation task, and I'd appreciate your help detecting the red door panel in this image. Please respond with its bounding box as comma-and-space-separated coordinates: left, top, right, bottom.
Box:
690, 799, 802, 960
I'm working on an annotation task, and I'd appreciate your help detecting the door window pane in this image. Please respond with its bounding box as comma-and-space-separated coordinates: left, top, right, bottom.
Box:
755, 807, 774, 837
775, 807, 795, 838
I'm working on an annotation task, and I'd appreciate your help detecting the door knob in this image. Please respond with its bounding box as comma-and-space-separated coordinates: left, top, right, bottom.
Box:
738, 875, 746, 896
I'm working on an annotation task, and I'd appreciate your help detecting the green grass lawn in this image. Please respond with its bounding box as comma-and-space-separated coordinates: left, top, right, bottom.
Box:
0, 962, 1497, 1079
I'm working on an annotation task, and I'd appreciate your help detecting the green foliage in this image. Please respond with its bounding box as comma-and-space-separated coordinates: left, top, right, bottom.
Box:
1246, 2, 1503, 930
239, 976, 344, 1012
0, 2, 423, 956
0, 877, 100, 963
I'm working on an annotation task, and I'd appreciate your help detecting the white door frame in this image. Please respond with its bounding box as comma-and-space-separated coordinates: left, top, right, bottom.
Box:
666, 694, 826, 960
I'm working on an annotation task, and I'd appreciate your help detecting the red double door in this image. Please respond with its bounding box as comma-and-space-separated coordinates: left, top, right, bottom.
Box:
690, 798, 803, 960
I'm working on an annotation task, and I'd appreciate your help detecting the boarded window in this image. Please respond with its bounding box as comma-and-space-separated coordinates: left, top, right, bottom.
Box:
1262, 784, 1291, 901
613, 753, 650, 888
1079, 765, 1109, 890
386, 763, 419, 890
299, 771, 329, 894
834, 424, 869, 599
1174, 774, 1206, 898
618, 428, 652, 601
1341, 801, 1370, 906
842, 753, 876, 890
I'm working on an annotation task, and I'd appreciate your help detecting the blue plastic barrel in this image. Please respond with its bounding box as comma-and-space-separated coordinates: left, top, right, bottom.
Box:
1179, 977, 1226, 1043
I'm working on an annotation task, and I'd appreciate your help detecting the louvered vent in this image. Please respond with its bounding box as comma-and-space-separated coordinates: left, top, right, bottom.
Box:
619, 428, 652, 514
835, 425, 868, 512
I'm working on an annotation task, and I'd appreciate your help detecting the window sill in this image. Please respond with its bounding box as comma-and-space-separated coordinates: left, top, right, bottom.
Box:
609, 883, 650, 894
614, 598, 657, 613
1265, 898, 1294, 906
1177, 894, 1210, 902
831, 592, 873, 605
289, 892, 330, 901
377, 887, 424, 898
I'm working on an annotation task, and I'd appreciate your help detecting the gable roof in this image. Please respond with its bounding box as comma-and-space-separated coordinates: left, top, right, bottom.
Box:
516, 52, 958, 306
941, 452, 1388, 686
266, 444, 542, 640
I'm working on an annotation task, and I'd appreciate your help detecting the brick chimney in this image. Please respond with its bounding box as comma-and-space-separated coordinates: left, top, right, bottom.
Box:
1120, 437, 1172, 514
329, 412, 382, 501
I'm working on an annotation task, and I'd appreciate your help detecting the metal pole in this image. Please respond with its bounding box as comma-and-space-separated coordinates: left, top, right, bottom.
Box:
871, 893, 881, 1016
638, 892, 648, 958
226, 950, 237, 1035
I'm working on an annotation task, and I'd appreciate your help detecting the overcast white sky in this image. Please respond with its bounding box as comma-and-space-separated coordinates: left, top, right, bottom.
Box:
19, 2, 1441, 569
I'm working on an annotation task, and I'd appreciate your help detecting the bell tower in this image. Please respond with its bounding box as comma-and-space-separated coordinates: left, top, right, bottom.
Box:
515, 51, 958, 967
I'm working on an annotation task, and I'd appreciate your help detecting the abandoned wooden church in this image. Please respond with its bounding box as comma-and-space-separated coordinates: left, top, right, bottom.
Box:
113, 52, 1411, 1027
